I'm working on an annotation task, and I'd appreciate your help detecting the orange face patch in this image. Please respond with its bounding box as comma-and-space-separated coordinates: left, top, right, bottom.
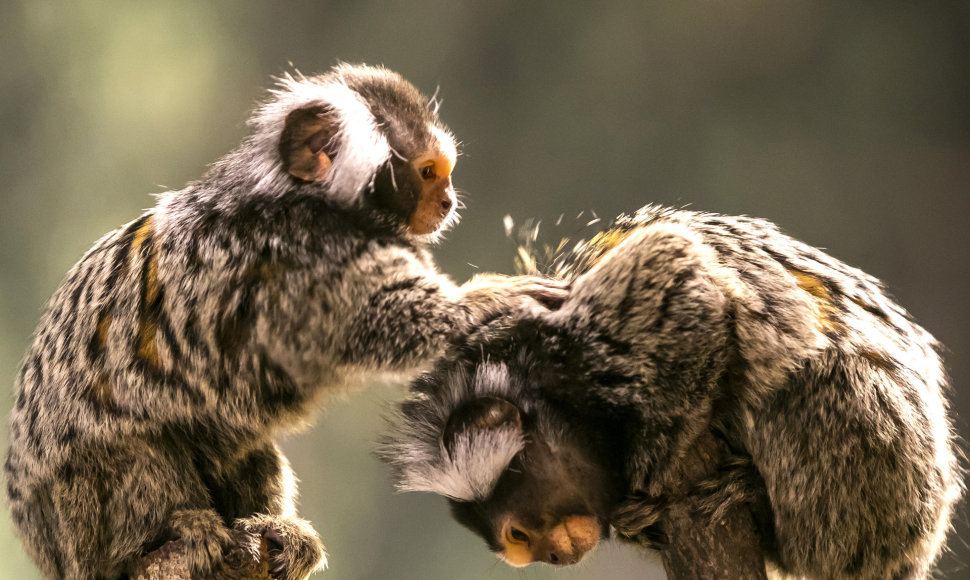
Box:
408, 148, 456, 235
498, 519, 534, 567
497, 515, 601, 568
500, 538, 534, 568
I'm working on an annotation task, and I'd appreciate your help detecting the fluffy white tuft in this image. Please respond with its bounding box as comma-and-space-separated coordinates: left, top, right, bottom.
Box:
430, 125, 457, 166
380, 362, 528, 502
395, 427, 524, 502
246, 69, 392, 204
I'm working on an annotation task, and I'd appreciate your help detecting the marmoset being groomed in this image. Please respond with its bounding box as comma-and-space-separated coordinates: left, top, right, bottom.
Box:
5, 64, 563, 580
380, 205, 963, 579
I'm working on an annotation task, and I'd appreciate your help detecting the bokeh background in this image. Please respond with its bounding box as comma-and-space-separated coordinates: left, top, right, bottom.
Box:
2, 1, 968, 578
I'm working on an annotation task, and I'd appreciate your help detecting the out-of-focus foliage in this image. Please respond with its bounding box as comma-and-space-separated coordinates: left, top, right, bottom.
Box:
2, 1, 967, 578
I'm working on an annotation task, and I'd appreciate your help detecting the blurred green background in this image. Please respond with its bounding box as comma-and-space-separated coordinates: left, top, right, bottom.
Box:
2, 1, 968, 578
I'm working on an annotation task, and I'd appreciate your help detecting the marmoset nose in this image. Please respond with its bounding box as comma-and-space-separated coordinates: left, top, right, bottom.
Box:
544, 548, 580, 566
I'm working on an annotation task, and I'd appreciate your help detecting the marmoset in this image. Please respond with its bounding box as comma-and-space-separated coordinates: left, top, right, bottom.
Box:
381, 205, 962, 579
4, 64, 562, 580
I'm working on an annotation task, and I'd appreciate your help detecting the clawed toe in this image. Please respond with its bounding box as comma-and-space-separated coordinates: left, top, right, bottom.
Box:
234, 514, 326, 580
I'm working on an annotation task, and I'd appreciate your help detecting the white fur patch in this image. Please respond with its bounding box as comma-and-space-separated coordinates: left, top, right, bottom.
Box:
384, 362, 527, 501
430, 125, 457, 168
396, 427, 524, 502
248, 69, 392, 204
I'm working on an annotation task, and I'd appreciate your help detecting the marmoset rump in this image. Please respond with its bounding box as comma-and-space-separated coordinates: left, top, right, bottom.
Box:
381, 205, 963, 579
4, 64, 563, 580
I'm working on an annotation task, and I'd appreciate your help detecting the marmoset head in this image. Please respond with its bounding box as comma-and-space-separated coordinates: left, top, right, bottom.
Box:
443, 396, 618, 567
380, 329, 627, 568
218, 63, 459, 239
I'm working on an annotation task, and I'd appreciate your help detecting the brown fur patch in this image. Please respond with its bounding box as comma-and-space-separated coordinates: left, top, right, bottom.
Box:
96, 312, 112, 349
87, 312, 117, 407
138, 255, 161, 368
858, 348, 900, 377
138, 323, 160, 367
90, 375, 115, 407
130, 215, 154, 253
787, 269, 838, 332
255, 261, 281, 281
133, 217, 162, 369
587, 228, 635, 257
145, 253, 160, 304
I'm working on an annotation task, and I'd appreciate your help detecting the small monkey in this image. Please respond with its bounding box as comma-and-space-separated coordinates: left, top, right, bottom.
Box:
381, 205, 963, 578
5, 64, 562, 580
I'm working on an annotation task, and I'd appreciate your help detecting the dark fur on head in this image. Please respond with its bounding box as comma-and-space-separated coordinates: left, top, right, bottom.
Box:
190, 63, 460, 241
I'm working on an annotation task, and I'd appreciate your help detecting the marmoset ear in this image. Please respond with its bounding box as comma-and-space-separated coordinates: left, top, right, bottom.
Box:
279, 106, 339, 182
443, 397, 522, 459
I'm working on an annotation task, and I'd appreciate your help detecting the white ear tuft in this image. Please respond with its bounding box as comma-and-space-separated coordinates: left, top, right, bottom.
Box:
396, 427, 524, 501
247, 72, 392, 204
